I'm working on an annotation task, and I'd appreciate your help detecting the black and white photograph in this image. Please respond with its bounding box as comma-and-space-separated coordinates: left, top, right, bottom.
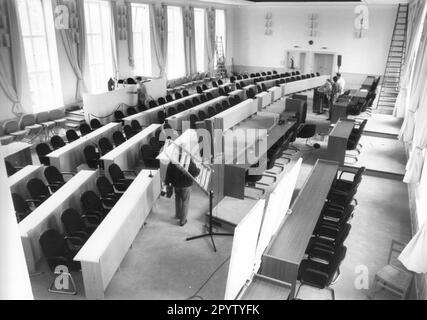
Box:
0, 0, 426, 309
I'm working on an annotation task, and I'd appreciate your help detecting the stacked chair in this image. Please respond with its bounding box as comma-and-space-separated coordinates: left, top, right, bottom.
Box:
295, 166, 365, 300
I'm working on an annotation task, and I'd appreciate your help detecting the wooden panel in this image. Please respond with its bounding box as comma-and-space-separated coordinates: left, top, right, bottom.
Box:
239, 274, 291, 300
325, 120, 355, 165
255, 92, 272, 110
224, 165, 246, 199
228, 89, 244, 100
1, 142, 32, 167
19, 170, 98, 273
216, 99, 258, 132
261, 159, 339, 297
284, 75, 329, 96
48, 123, 120, 172
268, 86, 282, 102
101, 124, 161, 176
74, 170, 161, 299
9, 165, 45, 199
203, 87, 219, 98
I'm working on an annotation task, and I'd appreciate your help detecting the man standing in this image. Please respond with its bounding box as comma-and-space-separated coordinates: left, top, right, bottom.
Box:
164, 146, 200, 226
327, 76, 342, 121
336, 73, 346, 94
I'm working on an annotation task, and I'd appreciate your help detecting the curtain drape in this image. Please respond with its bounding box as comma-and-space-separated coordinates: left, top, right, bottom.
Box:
150, 3, 167, 77
205, 8, 215, 74
394, 0, 427, 118
0, 0, 27, 115
55, 0, 87, 101
110, 0, 119, 78
398, 222, 427, 273
125, 0, 134, 69
183, 7, 196, 75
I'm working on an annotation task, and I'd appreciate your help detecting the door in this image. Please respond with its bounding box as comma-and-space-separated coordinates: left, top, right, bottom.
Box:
314, 53, 334, 76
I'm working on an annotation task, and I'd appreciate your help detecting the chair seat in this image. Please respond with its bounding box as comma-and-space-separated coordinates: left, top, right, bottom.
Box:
0, 135, 14, 145
376, 265, 412, 291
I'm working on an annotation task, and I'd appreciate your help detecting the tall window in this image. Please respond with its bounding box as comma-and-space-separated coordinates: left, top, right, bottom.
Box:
214, 9, 226, 69
132, 3, 152, 76
17, 0, 63, 110
167, 6, 185, 79
84, 0, 114, 93
194, 8, 205, 72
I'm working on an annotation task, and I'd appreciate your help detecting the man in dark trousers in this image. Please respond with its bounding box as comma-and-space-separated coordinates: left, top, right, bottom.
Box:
164, 146, 200, 226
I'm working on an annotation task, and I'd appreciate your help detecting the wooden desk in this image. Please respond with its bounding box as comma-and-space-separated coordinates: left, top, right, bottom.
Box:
261, 159, 339, 298
255, 92, 272, 110
9, 165, 45, 199
19, 170, 98, 273
166, 96, 228, 131
1, 142, 32, 167
47, 123, 120, 172
268, 86, 282, 103
361, 76, 376, 91
283, 75, 329, 96
101, 124, 161, 176
74, 170, 161, 299
325, 119, 355, 165
238, 274, 291, 300
123, 94, 199, 127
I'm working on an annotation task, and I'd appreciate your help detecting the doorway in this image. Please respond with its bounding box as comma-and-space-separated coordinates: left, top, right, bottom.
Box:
313, 53, 334, 76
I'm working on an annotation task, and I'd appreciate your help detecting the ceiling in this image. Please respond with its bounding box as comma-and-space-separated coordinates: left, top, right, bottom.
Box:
197, 0, 408, 6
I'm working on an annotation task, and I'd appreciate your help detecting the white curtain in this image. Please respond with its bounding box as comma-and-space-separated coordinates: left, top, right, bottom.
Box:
205, 8, 215, 74
399, 17, 427, 144
0, 0, 27, 115
55, 0, 87, 101
394, 0, 427, 118
399, 222, 427, 273
183, 7, 196, 75
150, 3, 167, 77
125, 0, 134, 69
110, 0, 119, 78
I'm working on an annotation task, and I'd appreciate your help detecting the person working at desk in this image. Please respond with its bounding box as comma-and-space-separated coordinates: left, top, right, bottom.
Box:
164, 145, 200, 226
326, 76, 342, 121
336, 73, 346, 94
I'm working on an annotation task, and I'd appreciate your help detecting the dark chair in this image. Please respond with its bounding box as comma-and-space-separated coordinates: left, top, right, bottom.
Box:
61, 208, 98, 241
113, 131, 126, 146
237, 75, 242, 80
230, 76, 236, 83
166, 94, 174, 102
50, 135, 66, 150
80, 190, 109, 220
98, 137, 114, 156
44, 166, 73, 192
182, 90, 189, 97
36, 143, 52, 166
261, 72, 266, 76
12, 193, 32, 222
218, 79, 223, 85
295, 124, 317, 150
66, 129, 79, 143
207, 106, 216, 118
243, 74, 249, 79
149, 100, 158, 109
196, 86, 203, 94
229, 97, 236, 107
5, 160, 19, 176
236, 83, 242, 90
212, 81, 218, 87
200, 95, 208, 103
27, 178, 51, 206
108, 163, 136, 191
124, 125, 136, 139
219, 87, 226, 96
177, 103, 186, 113
39, 229, 81, 271
189, 114, 199, 129
137, 104, 147, 112
201, 84, 208, 91
158, 97, 166, 105
198, 110, 207, 121
185, 100, 193, 110
79, 123, 92, 136
234, 95, 242, 104
141, 144, 160, 169
175, 92, 183, 99
247, 88, 256, 99
167, 107, 177, 117
96, 176, 122, 206
192, 97, 201, 106
157, 111, 166, 124
126, 107, 137, 116
222, 100, 230, 110
224, 86, 231, 94
214, 103, 223, 114
83, 145, 101, 169
131, 120, 142, 133
206, 92, 214, 100
90, 119, 102, 130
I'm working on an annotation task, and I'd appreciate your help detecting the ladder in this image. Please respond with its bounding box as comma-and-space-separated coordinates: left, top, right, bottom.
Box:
376, 3, 408, 114
215, 36, 227, 78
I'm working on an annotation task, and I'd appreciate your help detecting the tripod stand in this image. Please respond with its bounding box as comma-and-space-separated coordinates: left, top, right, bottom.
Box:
186, 190, 233, 252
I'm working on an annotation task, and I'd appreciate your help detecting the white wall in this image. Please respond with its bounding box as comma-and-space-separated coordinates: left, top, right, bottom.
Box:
230, 4, 397, 80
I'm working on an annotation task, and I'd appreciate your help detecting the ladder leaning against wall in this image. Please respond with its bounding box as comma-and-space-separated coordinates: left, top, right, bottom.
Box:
215, 36, 227, 78
376, 3, 409, 114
